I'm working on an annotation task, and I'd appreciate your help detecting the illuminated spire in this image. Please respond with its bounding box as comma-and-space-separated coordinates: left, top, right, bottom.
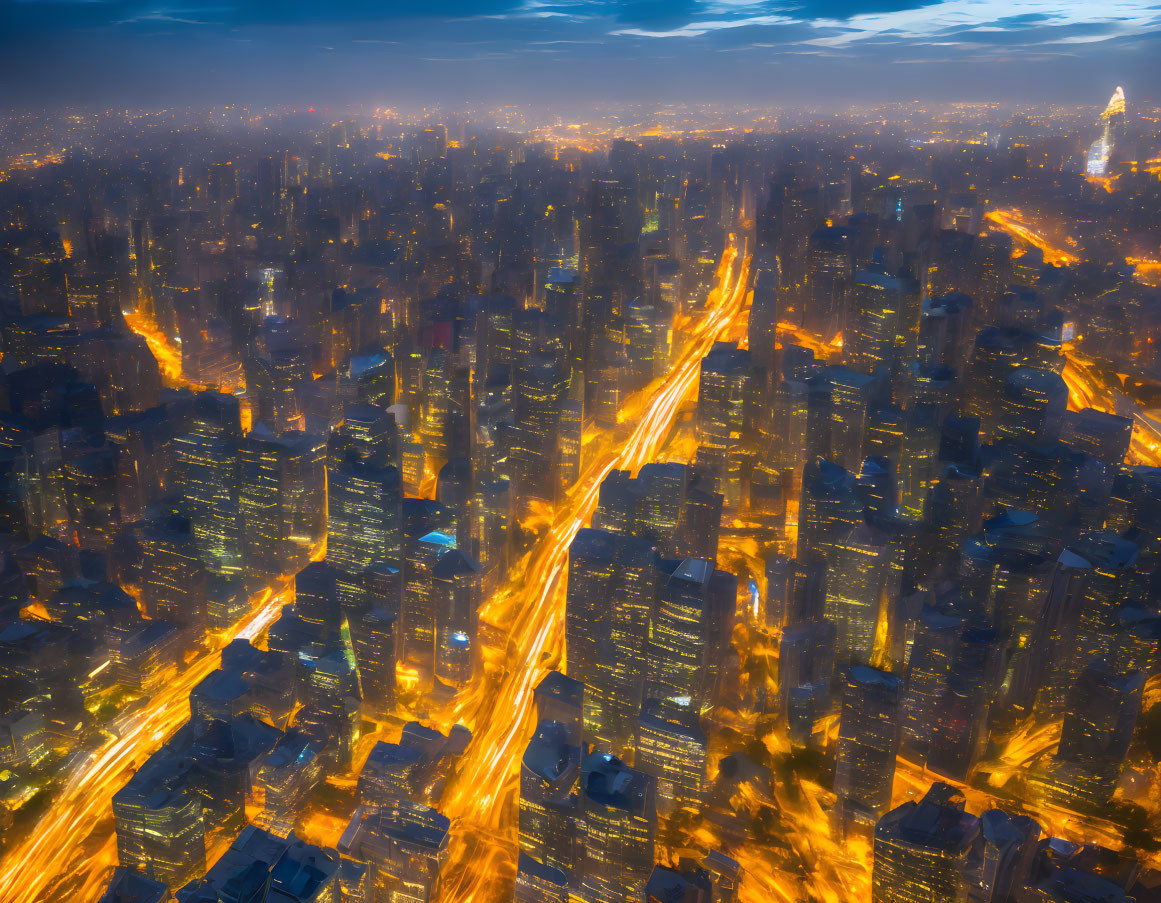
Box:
1101, 85, 1125, 120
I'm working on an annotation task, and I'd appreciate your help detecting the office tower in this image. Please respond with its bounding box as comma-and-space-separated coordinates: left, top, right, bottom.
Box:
846, 270, 921, 382
431, 548, 482, 689
864, 401, 906, 462
519, 721, 582, 879
578, 752, 657, 903
128, 514, 195, 616
338, 802, 450, 903
644, 559, 736, 716
327, 460, 403, 585
476, 478, 512, 575
635, 700, 707, 816
416, 347, 453, 458
516, 852, 569, 903
254, 732, 325, 835
594, 470, 640, 534
857, 456, 898, 520
834, 666, 904, 822
696, 343, 752, 508
747, 267, 781, 375
357, 723, 469, 806
435, 457, 473, 551
358, 741, 424, 804
400, 531, 457, 673
176, 825, 340, 903
764, 553, 793, 629
112, 752, 206, 888
918, 292, 974, 371
511, 354, 568, 505
185, 713, 283, 835
172, 432, 241, 576
352, 608, 396, 717
626, 298, 669, 389
247, 345, 310, 434
106, 408, 168, 524
637, 462, 689, 552
1060, 408, 1132, 467
926, 626, 1004, 781
798, 458, 864, 566
900, 606, 964, 761
329, 403, 399, 471
963, 326, 1040, 443
64, 447, 119, 550
295, 561, 342, 632
803, 225, 851, 337
566, 528, 618, 695
361, 561, 401, 620
897, 405, 942, 520
822, 366, 881, 471
1039, 661, 1144, 807
558, 400, 583, 494
872, 783, 981, 903
534, 672, 585, 745
349, 352, 395, 408
675, 486, 723, 562
769, 378, 809, 479
591, 536, 657, 751
976, 810, 1041, 903
776, 619, 836, 728
1038, 531, 1140, 718
994, 367, 1067, 447
769, 555, 827, 626
239, 427, 326, 577
824, 523, 890, 665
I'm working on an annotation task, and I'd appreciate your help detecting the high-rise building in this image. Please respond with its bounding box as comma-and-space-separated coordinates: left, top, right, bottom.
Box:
519, 721, 582, 879
112, 752, 206, 888
578, 751, 657, 903
352, 608, 396, 717
400, 531, 457, 674
696, 343, 753, 508
833, 665, 904, 822
327, 461, 402, 580
239, 427, 326, 577
431, 548, 483, 689
338, 802, 451, 903
900, 606, 963, 762
824, 523, 890, 665
644, 559, 736, 716
634, 701, 707, 816
872, 783, 981, 903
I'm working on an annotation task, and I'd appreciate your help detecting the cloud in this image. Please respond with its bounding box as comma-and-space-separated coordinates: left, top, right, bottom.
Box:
604, 0, 1161, 49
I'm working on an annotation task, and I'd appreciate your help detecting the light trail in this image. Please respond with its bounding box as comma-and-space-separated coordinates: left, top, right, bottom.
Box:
0, 542, 324, 903
123, 309, 206, 392
778, 321, 842, 362
420, 240, 752, 901
1062, 349, 1161, 467
982, 209, 1079, 267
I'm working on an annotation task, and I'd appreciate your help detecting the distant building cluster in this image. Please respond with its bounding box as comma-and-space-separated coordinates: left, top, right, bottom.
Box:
0, 97, 1159, 903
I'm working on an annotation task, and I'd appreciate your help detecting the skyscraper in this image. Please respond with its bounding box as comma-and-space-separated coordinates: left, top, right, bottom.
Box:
834, 665, 904, 823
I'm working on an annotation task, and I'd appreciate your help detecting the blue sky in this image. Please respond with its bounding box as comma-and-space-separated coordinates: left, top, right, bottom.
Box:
3, 0, 1161, 107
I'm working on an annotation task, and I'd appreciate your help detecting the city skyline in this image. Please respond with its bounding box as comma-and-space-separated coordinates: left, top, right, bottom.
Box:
2, 6, 1161, 903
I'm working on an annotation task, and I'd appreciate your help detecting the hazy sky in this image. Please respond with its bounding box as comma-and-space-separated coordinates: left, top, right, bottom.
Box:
3, 0, 1161, 108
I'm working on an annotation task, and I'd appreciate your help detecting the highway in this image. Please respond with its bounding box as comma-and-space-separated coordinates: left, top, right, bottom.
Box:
427, 238, 753, 901
0, 564, 317, 903
123, 309, 207, 392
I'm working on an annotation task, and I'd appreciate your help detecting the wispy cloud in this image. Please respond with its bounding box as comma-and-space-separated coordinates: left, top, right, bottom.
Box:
613, 13, 793, 37
609, 0, 1161, 49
